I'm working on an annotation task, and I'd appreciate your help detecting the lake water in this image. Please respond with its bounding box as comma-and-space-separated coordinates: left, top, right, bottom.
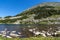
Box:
0, 24, 38, 31
0, 24, 26, 37
0, 24, 59, 38
0, 24, 21, 31
0, 24, 39, 37
0, 24, 59, 32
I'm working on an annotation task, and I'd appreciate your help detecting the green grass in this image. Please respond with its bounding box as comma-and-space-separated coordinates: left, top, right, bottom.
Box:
0, 37, 60, 40
48, 15, 60, 18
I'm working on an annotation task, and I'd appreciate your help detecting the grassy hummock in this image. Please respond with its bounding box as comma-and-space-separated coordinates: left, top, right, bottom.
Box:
0, 37, 60, 40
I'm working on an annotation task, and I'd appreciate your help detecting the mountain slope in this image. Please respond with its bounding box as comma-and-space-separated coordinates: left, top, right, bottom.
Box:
0, 2, 60, 24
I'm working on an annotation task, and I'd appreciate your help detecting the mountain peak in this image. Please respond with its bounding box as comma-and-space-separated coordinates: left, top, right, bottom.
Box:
39, 2, 60, 6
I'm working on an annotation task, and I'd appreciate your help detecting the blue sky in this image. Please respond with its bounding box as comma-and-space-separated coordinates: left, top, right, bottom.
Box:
0, 0, 60, 17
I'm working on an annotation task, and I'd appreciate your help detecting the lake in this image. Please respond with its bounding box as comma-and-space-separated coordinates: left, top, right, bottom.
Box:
0, 24, 60, 38
0, 24, 59, 32
0, 24, 21, 31
0, 24, 39, 38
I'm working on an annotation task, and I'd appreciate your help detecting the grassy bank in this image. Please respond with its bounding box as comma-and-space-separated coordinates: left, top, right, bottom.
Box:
0, 37, 60, 40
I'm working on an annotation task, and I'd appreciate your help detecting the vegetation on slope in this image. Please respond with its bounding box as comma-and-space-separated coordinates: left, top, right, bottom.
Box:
0, 3, 60, 24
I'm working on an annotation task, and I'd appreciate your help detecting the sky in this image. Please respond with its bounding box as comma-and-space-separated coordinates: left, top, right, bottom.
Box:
0, 0, 60, 17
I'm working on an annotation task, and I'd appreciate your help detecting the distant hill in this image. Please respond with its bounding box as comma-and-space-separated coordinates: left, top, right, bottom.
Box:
0, 2, 60, 24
